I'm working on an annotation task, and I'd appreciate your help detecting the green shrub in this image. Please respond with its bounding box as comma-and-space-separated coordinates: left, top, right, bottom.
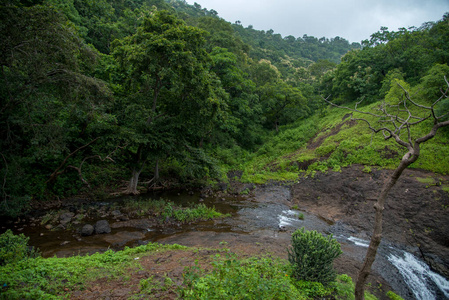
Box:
0, 230, 39, 266
180, 254, 305, 299
293, 280, 332, 298
288, 228, 342, 285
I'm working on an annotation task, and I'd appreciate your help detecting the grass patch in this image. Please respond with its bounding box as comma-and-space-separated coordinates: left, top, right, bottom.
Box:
0, 242, 187, 299
442, 185, 449, 193
161, 202, 229, 223
415, 177, 436, 185
122, 198, 229, 223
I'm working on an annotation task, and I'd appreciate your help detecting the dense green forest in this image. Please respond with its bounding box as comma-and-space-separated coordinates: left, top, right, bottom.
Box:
1, 0, 448, 217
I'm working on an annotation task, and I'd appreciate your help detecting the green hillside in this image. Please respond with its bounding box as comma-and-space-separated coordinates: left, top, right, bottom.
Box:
0, 0, 448, 217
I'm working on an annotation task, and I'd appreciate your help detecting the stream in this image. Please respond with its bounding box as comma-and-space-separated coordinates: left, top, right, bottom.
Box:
3, 186, 449, 300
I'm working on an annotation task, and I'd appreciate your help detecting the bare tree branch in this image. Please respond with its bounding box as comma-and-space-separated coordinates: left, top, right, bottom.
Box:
322, 77, 449, 300
46, 137, 100, 185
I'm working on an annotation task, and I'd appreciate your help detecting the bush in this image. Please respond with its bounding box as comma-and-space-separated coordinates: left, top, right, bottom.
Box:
0, 230, 39, 266
288, 228, 342, 285
180, 254, 304, 299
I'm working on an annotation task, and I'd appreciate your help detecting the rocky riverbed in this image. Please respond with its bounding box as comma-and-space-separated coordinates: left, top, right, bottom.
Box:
2, 165, 449, 299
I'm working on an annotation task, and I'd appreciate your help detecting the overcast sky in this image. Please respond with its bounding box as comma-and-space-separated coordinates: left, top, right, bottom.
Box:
185, 0, 449, 43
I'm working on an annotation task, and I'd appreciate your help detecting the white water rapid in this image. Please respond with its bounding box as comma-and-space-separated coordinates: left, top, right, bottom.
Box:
388, 250, 449, 300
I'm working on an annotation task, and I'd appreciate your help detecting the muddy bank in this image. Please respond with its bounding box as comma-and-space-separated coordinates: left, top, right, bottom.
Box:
291, 165, 449, 282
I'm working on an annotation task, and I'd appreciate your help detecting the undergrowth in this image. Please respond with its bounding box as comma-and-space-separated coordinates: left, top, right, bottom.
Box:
122, 198, 229, 223
0, 241, 187, 299
179, 252, 378, 300
0, 230, 403, 299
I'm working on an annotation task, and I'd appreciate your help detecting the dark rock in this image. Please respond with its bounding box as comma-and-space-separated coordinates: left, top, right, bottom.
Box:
55, 224, 65, 230
81, 224, 94, 236
111, 210, 122, 217
95, 220, 111, 234
137, 240, 149, 246
217, 182, 228, 192
118, 215, 129, 221
60, 212, 75, 225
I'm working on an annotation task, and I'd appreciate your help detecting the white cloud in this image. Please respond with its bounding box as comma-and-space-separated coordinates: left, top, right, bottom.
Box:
185, 0, 449, 42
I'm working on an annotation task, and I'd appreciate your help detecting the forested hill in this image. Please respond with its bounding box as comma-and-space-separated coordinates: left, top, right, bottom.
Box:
45, 0, 360, 74
1, 0, 448, 217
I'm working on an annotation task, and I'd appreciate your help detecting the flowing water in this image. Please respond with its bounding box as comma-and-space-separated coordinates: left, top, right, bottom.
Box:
387, 250, 449, 300
3, 187, 449, 300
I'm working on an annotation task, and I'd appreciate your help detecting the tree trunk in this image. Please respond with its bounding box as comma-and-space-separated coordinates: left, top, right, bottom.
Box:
354, 151, 418, 299
125, 167, 142, 195
154, 159, 159, 182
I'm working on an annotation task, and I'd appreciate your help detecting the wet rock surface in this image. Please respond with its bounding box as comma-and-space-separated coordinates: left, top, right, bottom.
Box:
81, 224, 94, 236
94, 220, 111, 234
291, 165, 449, 279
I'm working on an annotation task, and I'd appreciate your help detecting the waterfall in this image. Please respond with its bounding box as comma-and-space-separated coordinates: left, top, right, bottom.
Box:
388, 250, 449, 300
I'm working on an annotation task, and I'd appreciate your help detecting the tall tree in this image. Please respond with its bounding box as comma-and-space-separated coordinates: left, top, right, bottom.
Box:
0, 3, 112, 215
112, 10, 223, 194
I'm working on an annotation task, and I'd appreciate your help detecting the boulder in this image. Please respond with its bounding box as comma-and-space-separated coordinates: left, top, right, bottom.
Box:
81, 224, 94, 236
95, 220, 111, 234
59, 212, 75, 226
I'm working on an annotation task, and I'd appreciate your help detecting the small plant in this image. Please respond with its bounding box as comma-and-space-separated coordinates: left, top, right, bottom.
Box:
288, 228, 342, 285
240, 188, 250, 195
0, 230, 39, 266
362, 165, 372, 173
298, 213, 305, 220
386, 290, 405, 300
138, 275, 160, 294
291, 204, 299, 210
40, 211, 58, 225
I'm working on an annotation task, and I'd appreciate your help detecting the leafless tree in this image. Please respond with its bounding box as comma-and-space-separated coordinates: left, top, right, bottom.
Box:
323, 77, 449, 300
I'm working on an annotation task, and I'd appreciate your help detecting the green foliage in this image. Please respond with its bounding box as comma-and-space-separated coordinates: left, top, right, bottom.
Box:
293, 280, 332, 298
132, 274, 174, 299
332, 274, 378, 300
122, 198, 228, 223
163, 203, 227, 223
288, 228, 342, 285
329, 15, 449, 103
0, 241, 186, 299
362, 166, 372, 173
0, 230, 39, 266
386, 291, 405, 300
415, 176, 436, 185
180, 254, 305, 299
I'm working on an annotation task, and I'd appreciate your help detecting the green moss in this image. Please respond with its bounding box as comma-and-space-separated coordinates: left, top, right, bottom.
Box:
415, 177, 436, 185
441, 185, 449, 193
